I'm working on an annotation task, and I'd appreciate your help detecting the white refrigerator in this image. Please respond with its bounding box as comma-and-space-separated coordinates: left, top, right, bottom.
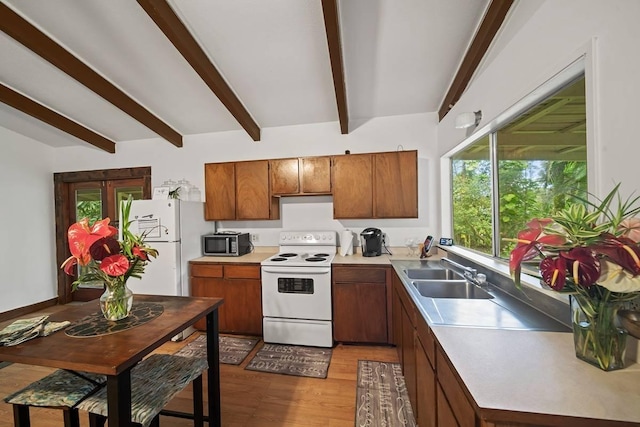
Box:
122, 199, 213, 338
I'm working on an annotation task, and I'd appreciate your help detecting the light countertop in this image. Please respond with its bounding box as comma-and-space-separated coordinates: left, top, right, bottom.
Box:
191, 247, 441, 265
432, 326, 640, 424
390, 260, 640, 425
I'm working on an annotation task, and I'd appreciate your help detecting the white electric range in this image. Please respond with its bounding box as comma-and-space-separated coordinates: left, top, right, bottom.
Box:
261, 231, 336, 347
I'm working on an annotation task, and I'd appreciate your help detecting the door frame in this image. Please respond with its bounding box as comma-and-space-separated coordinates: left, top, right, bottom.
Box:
54, 167, 151, 304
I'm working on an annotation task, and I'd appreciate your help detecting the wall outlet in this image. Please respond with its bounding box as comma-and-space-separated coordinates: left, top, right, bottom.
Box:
251, 233, 259, 242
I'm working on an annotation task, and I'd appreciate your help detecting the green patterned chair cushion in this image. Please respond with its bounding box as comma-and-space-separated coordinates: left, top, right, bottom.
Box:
77, 354, 208, 427
4, 369, 106, 409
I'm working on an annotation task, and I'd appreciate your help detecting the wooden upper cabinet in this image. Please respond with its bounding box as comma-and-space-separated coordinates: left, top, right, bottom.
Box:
300, 156, 331, 194
204, 160, 279, 220
332, 150, 418, 219
270, 158, 300, 195
205, 150, 416, 221
270, 156, 331, 196
204, 162, 235, 220
374, 150, 418, 218
332, 153, 373, 219
235, 160, 279, 220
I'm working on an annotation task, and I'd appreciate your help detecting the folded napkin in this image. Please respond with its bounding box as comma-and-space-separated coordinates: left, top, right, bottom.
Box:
0, 316, 70, 346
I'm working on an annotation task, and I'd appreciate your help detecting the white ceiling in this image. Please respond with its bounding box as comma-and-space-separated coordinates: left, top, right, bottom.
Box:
0, 0, 491, 149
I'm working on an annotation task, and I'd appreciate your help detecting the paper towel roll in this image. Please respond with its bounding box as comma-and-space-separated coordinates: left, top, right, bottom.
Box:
340, 229, 353, 256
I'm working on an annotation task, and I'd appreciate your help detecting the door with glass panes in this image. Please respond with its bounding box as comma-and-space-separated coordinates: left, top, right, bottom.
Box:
67, 179, 145, 301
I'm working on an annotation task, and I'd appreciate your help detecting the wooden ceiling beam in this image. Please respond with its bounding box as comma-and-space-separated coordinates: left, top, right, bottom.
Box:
137, 0, 260, 141
438, 0, 514, 121
0, 83, 116, 153
0, 3, 183, 147
321, 0, 348, 134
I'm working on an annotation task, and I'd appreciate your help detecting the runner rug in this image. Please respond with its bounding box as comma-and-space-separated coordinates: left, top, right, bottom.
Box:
355, 360, 416, 427
245, 343, 332, 378
174, 335, 260, 365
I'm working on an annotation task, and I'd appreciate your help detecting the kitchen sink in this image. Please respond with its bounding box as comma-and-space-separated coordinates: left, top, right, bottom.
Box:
404, 268, 465, 281
412, 280, 494, 299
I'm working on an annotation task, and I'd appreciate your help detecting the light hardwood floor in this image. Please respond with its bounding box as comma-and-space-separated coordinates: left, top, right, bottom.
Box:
0, 306, 398, 427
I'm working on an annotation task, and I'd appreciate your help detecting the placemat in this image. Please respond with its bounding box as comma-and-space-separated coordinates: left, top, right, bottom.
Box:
65, 302, 164, 337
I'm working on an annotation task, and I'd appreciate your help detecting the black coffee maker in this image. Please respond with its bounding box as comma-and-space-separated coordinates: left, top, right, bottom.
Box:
360, 228, 383, 257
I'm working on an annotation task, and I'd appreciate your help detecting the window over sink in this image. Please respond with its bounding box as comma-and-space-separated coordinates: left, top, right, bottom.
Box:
450, 64, 587, 259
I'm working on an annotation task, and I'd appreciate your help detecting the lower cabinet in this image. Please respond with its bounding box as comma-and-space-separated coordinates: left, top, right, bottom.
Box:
394, 268, 476, 426
332, 265, 391, 344
190, 262, 262, 335
394, 268, 477, 426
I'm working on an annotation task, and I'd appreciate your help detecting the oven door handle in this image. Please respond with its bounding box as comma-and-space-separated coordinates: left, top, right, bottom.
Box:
261, 267, 331, 275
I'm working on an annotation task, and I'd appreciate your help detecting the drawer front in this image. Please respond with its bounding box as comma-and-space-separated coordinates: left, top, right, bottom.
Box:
190, 263, 223, 278
224, 264, 261, 279
333, 266, 387, 283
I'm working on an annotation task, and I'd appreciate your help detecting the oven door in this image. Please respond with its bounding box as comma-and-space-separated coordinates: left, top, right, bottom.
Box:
261, 266, 332, 321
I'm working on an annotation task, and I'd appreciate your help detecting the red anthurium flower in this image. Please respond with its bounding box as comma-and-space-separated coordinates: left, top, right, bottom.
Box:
100, 254, 130, 277
561, 248, 600, 288
509, 219, 567, 281
67, 218, 117, 266
132, 245, 148, 261
90, 237, 121, 261
540, 256, 567, 290
592, 233, 640, 276
61, 256, 78, 276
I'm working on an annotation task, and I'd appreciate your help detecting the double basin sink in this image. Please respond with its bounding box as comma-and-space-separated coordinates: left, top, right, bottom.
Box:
395, 260, 570, 332
406, 268, 493, 300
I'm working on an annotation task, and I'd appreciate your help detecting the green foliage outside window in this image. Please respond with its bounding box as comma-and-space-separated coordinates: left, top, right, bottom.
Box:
76, 201, 102, 225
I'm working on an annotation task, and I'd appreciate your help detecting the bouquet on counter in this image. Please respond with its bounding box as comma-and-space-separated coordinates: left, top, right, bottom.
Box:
506, 183, 640, 370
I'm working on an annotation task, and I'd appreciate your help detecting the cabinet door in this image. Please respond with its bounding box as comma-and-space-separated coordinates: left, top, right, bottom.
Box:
401, 303, 417, 410
204, 162, 236, 220
333, 282, 387, 343
236, 160, 278, 220
270, 158, 299, 195
223, 278, 263, 335
332, 154, 373, 218
392, 286, 403, 361
437, 383, 460, 427
191, 276, 227, 331
437, 349, 476, 427
374, 150, 418, 218
301, 156, 331, 194
416, 335, 436, 427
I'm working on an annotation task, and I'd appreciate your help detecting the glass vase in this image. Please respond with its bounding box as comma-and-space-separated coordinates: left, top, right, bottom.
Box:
100, 283, 133, 321
571, 294, 627, 371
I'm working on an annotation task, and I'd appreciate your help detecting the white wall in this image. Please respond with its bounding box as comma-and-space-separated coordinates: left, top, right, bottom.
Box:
438, 0, 640, 215
0, 127, 57, 312
53, 113, 439, 249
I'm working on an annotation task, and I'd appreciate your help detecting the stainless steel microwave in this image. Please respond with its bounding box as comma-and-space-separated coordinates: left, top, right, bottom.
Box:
202, 232, 251, 256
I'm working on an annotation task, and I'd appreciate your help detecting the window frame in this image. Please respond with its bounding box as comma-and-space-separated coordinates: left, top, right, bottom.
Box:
444, 57, 588, 260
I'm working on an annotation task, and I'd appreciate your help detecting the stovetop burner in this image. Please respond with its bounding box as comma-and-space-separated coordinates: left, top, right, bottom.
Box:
261, 231, 337, 267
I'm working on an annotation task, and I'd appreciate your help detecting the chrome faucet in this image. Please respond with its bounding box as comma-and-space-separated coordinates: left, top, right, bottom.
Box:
440, 258, 487, 288
441, 258, 476, 277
